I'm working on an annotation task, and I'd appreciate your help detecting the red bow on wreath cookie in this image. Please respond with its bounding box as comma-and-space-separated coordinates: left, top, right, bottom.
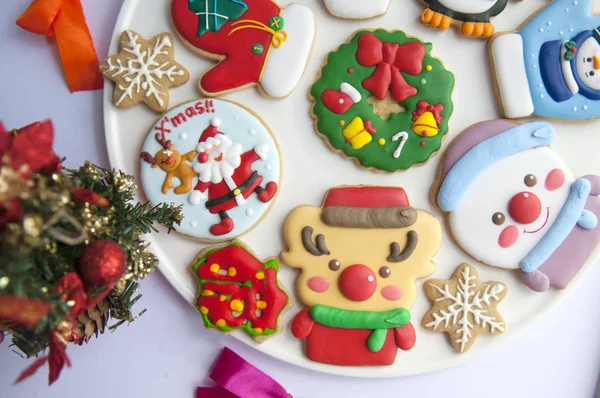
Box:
356, 33, 425, 103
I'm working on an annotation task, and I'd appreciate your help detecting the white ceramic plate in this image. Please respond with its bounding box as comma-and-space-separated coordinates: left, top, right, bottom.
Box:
104, 0, 600, 377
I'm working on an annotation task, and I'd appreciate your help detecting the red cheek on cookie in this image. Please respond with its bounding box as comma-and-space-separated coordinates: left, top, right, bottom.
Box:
498, 225, 519, 248
545, 168, 565, 191
307, 276, 329, 293
381, 285, 404, 301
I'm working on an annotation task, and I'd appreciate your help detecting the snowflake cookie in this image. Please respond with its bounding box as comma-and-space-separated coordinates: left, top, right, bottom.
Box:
422, 264, 507, 353
310, 30, 454, 172
192, 241, 292, 343
171, 0, 315, 98
101, 30, 189, 113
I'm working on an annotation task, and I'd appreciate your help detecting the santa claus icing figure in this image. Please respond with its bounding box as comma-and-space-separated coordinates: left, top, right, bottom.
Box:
188, 119, 278, 236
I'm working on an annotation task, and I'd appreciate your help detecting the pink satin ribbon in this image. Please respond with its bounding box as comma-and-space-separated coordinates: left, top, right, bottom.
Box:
197, 348, 292, 398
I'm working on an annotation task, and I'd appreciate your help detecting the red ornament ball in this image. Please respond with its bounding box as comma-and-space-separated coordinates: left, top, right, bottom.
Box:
78, 240, 127, 287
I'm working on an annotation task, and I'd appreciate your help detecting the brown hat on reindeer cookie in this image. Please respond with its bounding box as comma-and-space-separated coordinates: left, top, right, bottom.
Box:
282, 186, 442, 366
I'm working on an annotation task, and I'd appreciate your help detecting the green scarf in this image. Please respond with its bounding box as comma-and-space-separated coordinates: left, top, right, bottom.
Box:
309, 304, 411, 353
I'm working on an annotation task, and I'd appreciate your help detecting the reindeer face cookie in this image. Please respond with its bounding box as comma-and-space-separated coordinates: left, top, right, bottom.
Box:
140, 99, 281, 242
282, 186, 442, 366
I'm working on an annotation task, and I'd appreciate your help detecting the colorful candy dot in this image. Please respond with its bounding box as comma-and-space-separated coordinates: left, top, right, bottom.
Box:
253, 328, 263, 333
420, 79, 427, 85
539, 28, 544, 32
210, 263, 220, 273
425, 65, 432, 71
255, 271, 265, 280
256, 300, 267, 310
200, 306, 209, 315
230, 299, 244, 312
246, 208, 254, 216
216, 319, 226, 327
252, 43, 264, 55
584, 105, 588, 110
420, 142, 426, 147
573, 106, 577, 111
378, 138, 385, 145
228, 267, 237, 277
347, 68, 353, 74
339, 120, 345, 126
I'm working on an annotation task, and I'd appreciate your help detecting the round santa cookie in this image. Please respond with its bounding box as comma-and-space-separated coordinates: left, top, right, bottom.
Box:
323, 0, 391, 20
139, 99, 281, 242
170, 0, 316, 98
433, 120, 600, 292
281, 186, 442, 366
191, 241, 292, 343
310, 30, 455, 172
489, 0, 600, 119
419, 0, 518, 38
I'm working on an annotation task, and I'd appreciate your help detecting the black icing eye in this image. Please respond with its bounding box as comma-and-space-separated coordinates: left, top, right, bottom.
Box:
524, 174, 537, 187
328, 259, 341, 271
591, 71, 596, 76
379, 266, 391, 278
492, 212, 506, 225
588, 57, 593, 62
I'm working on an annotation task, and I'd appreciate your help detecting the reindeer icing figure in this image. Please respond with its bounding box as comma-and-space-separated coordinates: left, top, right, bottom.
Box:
282, 186, 442, 366
140, 133, 197, 194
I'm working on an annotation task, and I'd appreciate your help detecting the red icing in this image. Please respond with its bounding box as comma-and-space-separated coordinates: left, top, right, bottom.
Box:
321, 89, 353, 114
420, 142, 426, 147
508, 192, 542, 224
171, 0, 281, 95
196, 245, 288, 331
347, 68, 353, 74
363, 120, 376, 134
545, 168, 565, 191
356, 33, 425, 102
394, 322, 416, 351
322, 186, 410, 208
291, 308, 314, 339
338, 264, 377, 301
498, 225, 519, 248
412, 100, 444, 124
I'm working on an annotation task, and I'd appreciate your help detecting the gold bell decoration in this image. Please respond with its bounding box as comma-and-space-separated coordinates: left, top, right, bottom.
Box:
411, 101, 444, 137
342, 117, 377, 150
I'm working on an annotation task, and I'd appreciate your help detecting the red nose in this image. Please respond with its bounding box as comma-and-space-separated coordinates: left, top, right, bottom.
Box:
166, 156, 175, 165
338, 264, 377, 301
508, 191, 542, 224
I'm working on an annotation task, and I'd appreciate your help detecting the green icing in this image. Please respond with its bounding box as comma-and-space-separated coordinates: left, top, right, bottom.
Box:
310, 30, 455, 172
189, 0, 248, 37
309, 304, 411, 353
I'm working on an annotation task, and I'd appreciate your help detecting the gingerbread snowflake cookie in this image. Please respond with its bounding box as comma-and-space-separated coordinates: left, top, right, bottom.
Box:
422, 264, 507, 353
101, 30, 189, 112
192, 241, 292, 343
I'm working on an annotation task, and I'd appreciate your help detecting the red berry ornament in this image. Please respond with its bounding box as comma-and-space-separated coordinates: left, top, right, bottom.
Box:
78, 240, 127, 286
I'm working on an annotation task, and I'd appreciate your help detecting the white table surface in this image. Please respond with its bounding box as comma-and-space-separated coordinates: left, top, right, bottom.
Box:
1, 1, 599, 397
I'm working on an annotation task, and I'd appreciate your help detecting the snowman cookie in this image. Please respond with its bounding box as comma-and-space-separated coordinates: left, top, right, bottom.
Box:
139, 99, 281, 242
323, 0, 391, 20
490, 0, 600, 119
433, 120, 600, 292
419, 0, 516, 38
310, 30, 455, 172
282, 186, 442, 366
171, 0, 316, 98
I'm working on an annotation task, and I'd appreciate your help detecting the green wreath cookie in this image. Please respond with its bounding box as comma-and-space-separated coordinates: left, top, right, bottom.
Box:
310, 30, 455, 172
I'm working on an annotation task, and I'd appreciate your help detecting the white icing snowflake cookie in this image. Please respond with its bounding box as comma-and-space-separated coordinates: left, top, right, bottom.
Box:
422, 263, 507, 353
101, 30, 189, 113
139, 99, 281, 242
323, 0, 391, 20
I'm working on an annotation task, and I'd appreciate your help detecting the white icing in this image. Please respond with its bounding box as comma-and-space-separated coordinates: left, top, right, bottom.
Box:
437, 0, 499, 15
323, 0, 390, 19
575, 37, 600, 90
424, 266, 505, 353
140, 99, 281, 241
448, 148, 574, 269
103, 31, 185, 108
340, 82, 362, 103
560, 42, 579, 94
179, 132, 188, 140
211, 117, 221, 127
260, 4, 315, 98
391, 131, 409, 159
491, 34, 535, 118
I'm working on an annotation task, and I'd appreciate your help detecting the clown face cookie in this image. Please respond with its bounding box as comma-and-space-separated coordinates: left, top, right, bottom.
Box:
192, 241, 291, 342
140, 99, 281, 242
282, 186, 442, 366
310, 30, 455, 172
434, 120, 600, 292
323, 0, 391, 20
171, 0, 315, 98
490, 0, 600, 119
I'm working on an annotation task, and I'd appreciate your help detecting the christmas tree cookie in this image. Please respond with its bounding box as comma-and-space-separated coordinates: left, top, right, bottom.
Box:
171, 0, 316, 98
192, 241, 292, 343
310, 30, 455, 172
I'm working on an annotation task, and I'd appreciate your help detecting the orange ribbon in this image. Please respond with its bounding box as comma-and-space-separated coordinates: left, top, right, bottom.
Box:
16, 0, 103, 93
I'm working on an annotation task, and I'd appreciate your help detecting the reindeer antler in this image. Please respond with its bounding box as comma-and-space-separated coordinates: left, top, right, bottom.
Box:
140, 152, 157, 165
155, 133, 171, 149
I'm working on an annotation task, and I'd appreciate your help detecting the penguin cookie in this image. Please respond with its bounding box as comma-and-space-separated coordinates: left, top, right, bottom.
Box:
171, 0, 316, 98
419, 0, 515, 38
